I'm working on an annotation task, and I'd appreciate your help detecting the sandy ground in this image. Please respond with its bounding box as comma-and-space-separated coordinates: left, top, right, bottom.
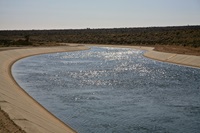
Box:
154, 45, 200, 56
0, 107, 25, 133
0, 44, 200, 133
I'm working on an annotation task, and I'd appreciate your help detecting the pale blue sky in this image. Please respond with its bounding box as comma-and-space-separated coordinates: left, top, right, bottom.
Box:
0, 0, 200, 30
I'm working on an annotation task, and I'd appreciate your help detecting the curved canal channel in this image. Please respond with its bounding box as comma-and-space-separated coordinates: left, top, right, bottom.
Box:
12, 47, 200, 133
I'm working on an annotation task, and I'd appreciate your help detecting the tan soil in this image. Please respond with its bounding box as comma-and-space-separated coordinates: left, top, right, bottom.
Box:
0, 108, 25, 133
154, 45, 200, 56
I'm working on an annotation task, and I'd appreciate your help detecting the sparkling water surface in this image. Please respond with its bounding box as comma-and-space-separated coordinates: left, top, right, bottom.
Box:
12, 47, 200, 133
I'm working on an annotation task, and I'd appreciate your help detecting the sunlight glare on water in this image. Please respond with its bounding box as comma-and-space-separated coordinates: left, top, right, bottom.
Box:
12, 47, 200, 133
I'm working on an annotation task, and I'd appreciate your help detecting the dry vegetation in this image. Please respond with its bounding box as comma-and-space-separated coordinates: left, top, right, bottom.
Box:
0, 26, 200, 55
0, 26, 200, 132
154, 45, 200, 56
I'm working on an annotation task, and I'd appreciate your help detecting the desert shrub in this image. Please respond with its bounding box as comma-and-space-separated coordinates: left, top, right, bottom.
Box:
12, 39, 32, 46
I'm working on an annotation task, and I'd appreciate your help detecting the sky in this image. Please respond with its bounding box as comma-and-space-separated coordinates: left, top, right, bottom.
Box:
0, 0, 200, 30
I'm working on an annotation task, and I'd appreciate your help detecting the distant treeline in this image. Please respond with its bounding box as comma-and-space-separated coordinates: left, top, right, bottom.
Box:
0, 26, 200, 47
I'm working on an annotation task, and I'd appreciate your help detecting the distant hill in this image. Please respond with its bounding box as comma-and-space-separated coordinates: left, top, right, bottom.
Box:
0, 26, 200, 47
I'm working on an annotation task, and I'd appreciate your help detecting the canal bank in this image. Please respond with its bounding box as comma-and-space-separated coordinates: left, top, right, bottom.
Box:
0, 44, 200, 132
0, 45, 88, 133
87, 44, 200, 68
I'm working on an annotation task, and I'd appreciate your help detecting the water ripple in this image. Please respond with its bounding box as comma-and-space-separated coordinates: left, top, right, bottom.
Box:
12, 47, 200, 133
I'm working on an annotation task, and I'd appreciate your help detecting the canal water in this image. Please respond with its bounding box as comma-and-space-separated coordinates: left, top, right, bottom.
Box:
12, 47, 200, 133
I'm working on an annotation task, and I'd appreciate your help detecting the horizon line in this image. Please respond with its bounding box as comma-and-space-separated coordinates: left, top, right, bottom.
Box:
0, 25, 200, 31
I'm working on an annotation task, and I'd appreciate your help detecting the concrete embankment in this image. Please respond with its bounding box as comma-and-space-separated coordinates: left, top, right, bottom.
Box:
144, 50, 200, 68
0, 45, 88, 133
0, 44, 199, 133
88, 44, 200, 68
